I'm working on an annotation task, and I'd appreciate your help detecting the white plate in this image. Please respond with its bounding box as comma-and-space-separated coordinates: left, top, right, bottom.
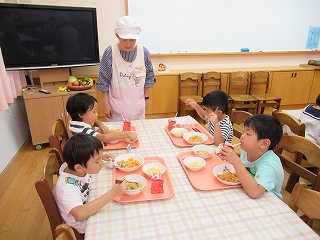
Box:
183, 156, 206, 171
183, 132, 208, 145
114, 154, 144, 172
142, 162, 166, 177
213, 164, 241, 185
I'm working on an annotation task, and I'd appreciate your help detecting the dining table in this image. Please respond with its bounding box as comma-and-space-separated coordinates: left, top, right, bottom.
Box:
85, 116, 319, 240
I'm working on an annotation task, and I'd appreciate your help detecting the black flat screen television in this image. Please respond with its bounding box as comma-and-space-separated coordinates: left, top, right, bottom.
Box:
0, 3, 99, 70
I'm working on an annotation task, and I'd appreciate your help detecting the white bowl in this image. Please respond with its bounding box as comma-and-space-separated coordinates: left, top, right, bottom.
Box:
120, 174, 147, 196
183, 132, 208, 145
183, 156, 206, 171
175, 118, 193, 129
213, 164, 241, 185
114, 154, 144, 172
170, 127, 188, 138
142, 163, 167, 177
105, 125, 123, 143
192, 145, 215, 159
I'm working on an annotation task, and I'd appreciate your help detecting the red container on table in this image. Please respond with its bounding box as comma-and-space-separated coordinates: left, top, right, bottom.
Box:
168, 119, 176, 130
151, 173, 164, 194
123, 120, 131, 131
215, 142, 234, 157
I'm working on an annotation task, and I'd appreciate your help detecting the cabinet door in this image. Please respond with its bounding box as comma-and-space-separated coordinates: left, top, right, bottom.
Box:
150, 75, 179, 114
270, 71, 314, 105
25, 96, 64, 145
309, 70, 320, 103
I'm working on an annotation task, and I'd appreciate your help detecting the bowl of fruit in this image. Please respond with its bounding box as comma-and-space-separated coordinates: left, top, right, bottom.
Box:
68, 76, 94, 91
157, 63, 167, 72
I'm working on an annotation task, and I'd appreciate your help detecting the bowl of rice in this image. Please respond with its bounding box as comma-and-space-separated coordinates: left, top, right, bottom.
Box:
183, 132, 208, 145
213, 164, 241, 185
114, 154, 144, 172
142, 162, 166, 177
183, 156, 206, 171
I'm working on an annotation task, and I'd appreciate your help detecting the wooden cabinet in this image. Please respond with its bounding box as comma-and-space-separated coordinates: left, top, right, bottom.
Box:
23, 86, 96, 148
146, 75, 179, 118
309, 70, 320, 103
270, 70, 314, 105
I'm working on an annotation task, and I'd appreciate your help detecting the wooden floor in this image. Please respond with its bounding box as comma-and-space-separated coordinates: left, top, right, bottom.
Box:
0, 106, 319, 239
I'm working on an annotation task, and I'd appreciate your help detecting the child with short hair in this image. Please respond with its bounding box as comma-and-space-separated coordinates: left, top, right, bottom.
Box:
300, 93, 320, 145
219, 114, 284, 199
55, 133, 129, 234
66, 92, 137, 143
185, 90, 233, 145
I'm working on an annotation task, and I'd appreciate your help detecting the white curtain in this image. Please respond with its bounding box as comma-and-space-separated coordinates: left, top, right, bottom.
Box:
0, 48, 27, 111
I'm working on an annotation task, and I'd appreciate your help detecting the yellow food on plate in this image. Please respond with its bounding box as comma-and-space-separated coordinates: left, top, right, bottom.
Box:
146, 166, 163, 175
109, 129, 121, 132
217, 172, 240, 182
127, 181, 143, 190
117, 157, 141, 168
188, 161, 203, 168
188, 135, 203, 142
196, 150, 209, 154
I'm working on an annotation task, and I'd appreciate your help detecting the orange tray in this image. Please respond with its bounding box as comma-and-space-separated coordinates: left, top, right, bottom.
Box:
177, 151, 242, 191
113, 156, 175, 203
103, 126, 139, 150
165, 123, 214, 147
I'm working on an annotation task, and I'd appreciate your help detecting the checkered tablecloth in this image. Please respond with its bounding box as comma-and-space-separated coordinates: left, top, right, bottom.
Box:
85, 116, 318, 240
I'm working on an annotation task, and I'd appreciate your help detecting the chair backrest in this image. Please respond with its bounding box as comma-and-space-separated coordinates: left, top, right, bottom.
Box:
49, 148, 64, 166
202, 71, 221, 97
229, 109, 253, 139
288, 182, 320, 227
35, 153, 63, 238
228, 71, 250, 95
272, 109, 305, 136
249, 71, 270, 94
179, 72, 202, 97
49, 119, 69, 163
35, 153, 84, 240
55, 223, 77, 240
275, 135, 320, 192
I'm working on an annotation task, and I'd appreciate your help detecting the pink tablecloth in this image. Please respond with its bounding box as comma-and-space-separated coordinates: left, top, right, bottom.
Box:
85, 116, 318, 240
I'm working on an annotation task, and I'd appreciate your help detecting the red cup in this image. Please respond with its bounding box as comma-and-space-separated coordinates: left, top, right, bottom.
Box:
215, 142, 234, 157
123, 120, 131, 131
168, 119, 176, 130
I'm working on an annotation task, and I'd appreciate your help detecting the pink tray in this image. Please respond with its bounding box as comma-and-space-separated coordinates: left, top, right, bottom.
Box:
113, 156, 175, 203
103, 126, 139, 150
165, 123, 214, 147
178, 151, 242, 191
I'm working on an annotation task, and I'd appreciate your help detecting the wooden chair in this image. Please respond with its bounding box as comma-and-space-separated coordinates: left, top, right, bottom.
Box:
250, 71, 282, 114
35, 153, 84, 240
49, 148, 64, 166
288, 182, 320, 228
229, 109, 252, 139
179, 72, 202, 116
49, 119, 69, 163
228, 71, 258, 114
55, 223, 77, 240
202, 71, 221, 97
275, 135, 320, 193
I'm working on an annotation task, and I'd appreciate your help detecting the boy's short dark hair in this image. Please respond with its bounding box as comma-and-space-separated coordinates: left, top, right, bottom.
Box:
316, 94, 320, 106
244, 114, 283, 150
202, 90, 229, 114
63, 133, 103, 170
66, 93, 97, 121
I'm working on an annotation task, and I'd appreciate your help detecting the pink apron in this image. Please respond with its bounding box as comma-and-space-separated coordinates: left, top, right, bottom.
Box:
108, 44, 146, 122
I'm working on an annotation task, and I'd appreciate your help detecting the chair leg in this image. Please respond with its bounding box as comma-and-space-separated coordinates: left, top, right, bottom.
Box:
285, 172, 300, 193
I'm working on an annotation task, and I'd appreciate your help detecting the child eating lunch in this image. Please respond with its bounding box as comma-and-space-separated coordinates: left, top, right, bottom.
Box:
219, 114, 284, 199
55, 133, 129, 234
185, 90, 233, 145
66, 92, 137, 143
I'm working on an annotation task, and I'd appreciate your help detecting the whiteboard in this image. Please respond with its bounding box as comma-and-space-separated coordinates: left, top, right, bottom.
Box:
128, 0, 320, 53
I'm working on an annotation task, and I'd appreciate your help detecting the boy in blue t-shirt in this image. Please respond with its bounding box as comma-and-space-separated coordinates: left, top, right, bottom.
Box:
219, 114, 284, 199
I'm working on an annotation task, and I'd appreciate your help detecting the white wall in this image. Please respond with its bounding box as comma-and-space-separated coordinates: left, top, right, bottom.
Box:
0, 97, 30, 173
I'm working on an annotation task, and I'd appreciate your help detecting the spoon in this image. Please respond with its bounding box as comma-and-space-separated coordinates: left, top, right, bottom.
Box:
232, 143, 241, 147
120, 113, 125, 121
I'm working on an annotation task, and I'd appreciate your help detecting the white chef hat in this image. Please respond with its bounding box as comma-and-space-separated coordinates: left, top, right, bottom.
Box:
114, 16, 141, 39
